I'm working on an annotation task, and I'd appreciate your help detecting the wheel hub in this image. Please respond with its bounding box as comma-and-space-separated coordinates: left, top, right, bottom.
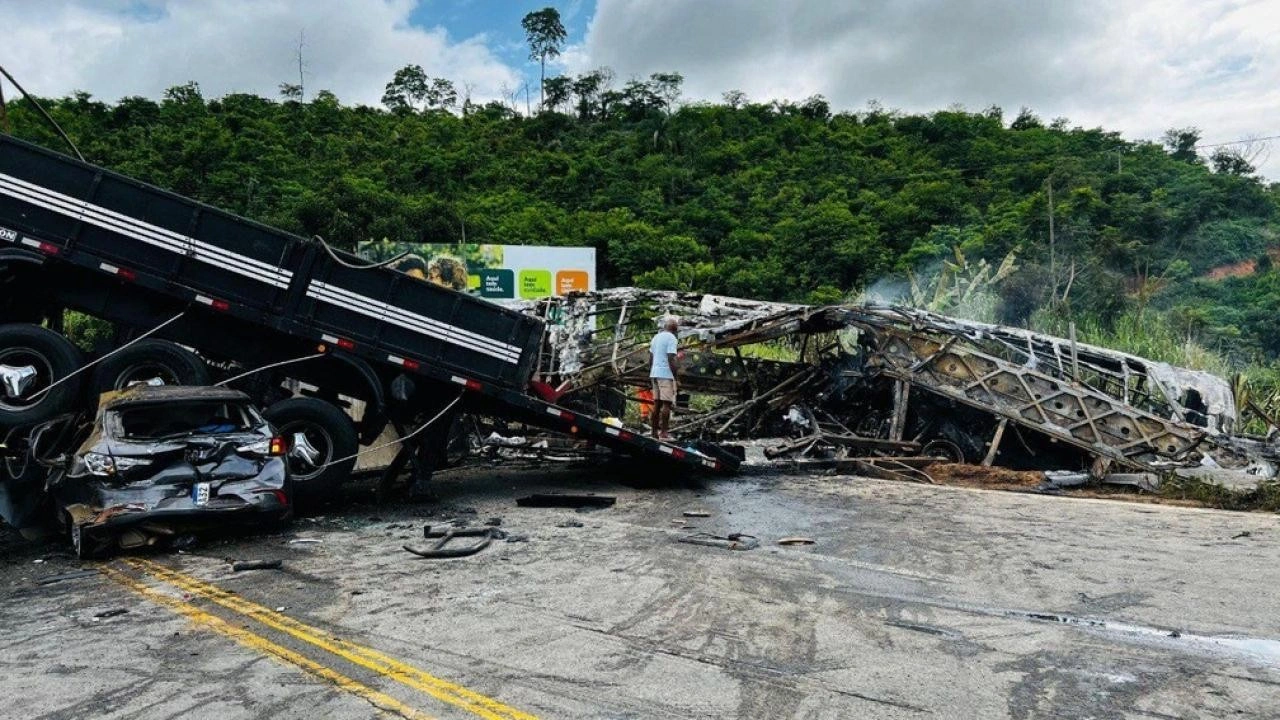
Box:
290, 432, 322, 468
116, 362, 176, 389
922, 438, 965, 463
0, 364, 38, 399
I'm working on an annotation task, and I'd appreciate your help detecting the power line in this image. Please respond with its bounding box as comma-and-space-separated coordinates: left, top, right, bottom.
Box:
1193, 134, 1280, 149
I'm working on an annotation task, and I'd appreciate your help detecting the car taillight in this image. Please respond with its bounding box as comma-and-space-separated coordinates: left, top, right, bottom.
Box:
254, 488, 289, 505
237, 437, 287, 457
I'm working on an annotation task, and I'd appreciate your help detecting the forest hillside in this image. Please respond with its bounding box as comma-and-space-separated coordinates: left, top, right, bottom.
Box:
4, 77, 1278, 373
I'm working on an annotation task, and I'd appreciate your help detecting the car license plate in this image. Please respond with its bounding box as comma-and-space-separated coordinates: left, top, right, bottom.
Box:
192, 482, 211, 506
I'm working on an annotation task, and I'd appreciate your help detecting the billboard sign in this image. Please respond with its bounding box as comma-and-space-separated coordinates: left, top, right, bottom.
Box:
357, 242, 596, 301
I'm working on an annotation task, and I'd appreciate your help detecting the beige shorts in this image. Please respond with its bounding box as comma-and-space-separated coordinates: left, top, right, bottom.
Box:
651, 378, 677, 402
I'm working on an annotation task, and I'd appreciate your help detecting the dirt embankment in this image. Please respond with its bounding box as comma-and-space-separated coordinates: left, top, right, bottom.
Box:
923, 463, 1280, 513
926, 463, 1046, 490
1204, 247, 1280, 280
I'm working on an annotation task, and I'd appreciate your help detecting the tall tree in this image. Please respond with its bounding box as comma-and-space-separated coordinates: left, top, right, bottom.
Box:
1163, 127, 1202, 163
382, 64, 429, 113
424, 78, 458, 112
649, 72, 683, 114
521, 7, 567, 110
721, 89, 747, 109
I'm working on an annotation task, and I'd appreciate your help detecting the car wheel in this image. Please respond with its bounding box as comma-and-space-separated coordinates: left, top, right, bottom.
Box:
264, 397, 357, 509
90, 339, 210, 395
66, 512, 114, 560
0, 324, 84, 428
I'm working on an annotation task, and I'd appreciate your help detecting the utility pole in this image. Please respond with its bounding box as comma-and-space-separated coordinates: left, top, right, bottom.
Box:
1047, 177, 1056, 297
295, 30, 307, 101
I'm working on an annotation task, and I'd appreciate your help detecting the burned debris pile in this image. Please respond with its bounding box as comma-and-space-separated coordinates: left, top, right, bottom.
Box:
518, 289, 1280, 485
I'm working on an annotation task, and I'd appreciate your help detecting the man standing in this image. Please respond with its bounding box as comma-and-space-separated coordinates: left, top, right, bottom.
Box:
649, 317, 679, 439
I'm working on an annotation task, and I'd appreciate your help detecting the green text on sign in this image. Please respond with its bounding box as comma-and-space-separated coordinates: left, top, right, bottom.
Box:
518, 269, 552, 299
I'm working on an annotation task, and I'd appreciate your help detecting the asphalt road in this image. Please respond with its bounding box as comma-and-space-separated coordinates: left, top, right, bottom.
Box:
2, 463, 1279, 719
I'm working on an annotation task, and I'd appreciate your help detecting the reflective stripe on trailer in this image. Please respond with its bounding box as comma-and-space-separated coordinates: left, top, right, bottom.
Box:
321, 335, 355, 350
0, 173, 293, 289
450, 376, 483, 391
19, 237, 58, 254
387, 355, 420, 371
305, 281, 523, 365
99, 262, 136, 280
545, 407, 574, 421
195, 295, 230, 311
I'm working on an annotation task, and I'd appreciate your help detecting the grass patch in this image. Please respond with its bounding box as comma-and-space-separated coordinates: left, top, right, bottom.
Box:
1156, 475, 1280, 512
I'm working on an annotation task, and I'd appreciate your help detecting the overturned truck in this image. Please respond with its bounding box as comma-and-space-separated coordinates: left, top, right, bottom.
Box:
520, 289, 1277, 479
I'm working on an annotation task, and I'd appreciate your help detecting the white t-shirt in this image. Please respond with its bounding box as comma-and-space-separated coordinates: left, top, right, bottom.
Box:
649, 331, 677, 379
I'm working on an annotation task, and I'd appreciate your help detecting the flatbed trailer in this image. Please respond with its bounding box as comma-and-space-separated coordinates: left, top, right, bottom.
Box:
0, 134, 735, 515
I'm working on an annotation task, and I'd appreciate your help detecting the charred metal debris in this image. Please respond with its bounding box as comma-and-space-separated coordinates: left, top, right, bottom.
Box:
515, 289, 1280, 482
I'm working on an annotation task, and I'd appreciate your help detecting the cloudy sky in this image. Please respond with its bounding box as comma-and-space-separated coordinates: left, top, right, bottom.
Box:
1, 0, 1276, 177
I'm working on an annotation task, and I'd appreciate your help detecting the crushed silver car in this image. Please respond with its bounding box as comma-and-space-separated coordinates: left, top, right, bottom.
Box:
32, 386, 292, 558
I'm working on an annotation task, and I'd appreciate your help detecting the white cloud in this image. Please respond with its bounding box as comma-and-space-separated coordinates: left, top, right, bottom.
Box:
0, 0, 521, 106
575, 0, 1280, 178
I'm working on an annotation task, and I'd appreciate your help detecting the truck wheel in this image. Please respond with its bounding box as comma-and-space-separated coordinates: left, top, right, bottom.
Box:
91, 339, 210, 395
264, 397, 357, 508
0, 324, 84, 427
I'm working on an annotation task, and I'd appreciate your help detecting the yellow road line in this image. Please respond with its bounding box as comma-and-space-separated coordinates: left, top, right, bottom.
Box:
126, 558, 539, 720
100, 565, 434, 720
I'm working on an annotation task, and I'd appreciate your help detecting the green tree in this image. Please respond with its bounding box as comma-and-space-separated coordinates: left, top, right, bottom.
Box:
1010, 107, 1042, 130
543, 75, 572, 113
1163, 127, 1202, 163
649, 72, 683, 114
571, 69, 610, 120
721, 89, 747, 109
382, 64, 429, 113
521, 7, 567, 110
1210, 146, 1255, 176
424, 77, 458, 112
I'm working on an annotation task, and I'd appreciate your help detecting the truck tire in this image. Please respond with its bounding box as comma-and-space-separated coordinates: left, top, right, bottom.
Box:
264, 397, 357, 508
91, 339, 210, 395
0, 324, 83, 427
